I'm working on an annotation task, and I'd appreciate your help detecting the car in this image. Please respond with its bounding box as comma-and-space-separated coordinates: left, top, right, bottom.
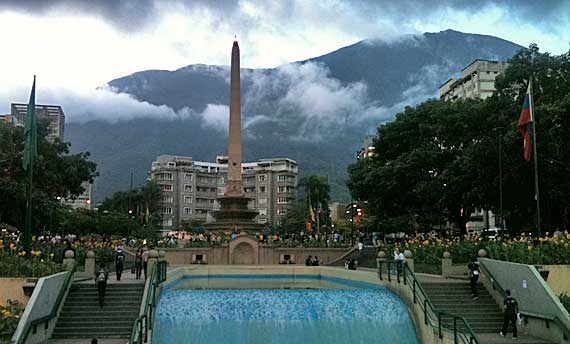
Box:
481, 227, 510, 240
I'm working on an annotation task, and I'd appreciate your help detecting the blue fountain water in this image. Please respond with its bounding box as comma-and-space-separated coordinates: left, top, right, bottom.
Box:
153, 287, 419, 344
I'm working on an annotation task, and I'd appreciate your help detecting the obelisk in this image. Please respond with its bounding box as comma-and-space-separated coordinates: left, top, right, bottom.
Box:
205, 39, 261, 232
226, 39, 242, 196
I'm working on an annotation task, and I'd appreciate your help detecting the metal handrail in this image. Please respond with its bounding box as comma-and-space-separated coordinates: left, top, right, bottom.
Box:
16, 262, 77, 344
478, 261, 570, 340
130, 260, 167, 344
378, 260, 479, 344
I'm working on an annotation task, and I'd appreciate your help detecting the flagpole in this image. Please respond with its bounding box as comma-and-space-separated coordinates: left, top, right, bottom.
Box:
23, 147, 34, 254
23, 76, 37, 254
529, 78, 542, 237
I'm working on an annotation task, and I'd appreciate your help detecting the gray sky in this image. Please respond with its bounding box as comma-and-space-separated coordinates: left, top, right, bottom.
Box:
0, 0, 568, 116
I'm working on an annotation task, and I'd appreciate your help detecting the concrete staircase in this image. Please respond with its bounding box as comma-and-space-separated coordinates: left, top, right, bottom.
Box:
327, 245, 377, 266
423, 282, 503, 333
422, 281, 555, 344
51, 283, 144, 340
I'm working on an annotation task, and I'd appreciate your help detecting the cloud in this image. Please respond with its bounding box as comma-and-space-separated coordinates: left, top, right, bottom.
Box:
186, 104, 230, 132
1, 0, 567, 33
0, 85, 179, 123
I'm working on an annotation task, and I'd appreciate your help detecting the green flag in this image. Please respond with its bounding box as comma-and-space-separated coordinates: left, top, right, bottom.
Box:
23, 76, 37, 171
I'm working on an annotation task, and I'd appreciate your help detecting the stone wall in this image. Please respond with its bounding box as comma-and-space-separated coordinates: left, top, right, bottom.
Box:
161, 243, 350, 266
542, 265, 570, 295
0, 278, 29, 306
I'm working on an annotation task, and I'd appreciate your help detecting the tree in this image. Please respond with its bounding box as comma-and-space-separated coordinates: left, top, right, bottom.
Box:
300, 175, 331, 230
348, 45, 570, 234
0, 121, 98, 233
98, 180, 160, 228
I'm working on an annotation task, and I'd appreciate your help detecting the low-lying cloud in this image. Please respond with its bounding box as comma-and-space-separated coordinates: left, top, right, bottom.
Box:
0, 60, 448, 143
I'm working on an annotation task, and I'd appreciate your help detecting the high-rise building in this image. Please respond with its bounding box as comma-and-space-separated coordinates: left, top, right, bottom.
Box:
150, 155, 298, 233
0, 114, 23, 127
439, 59, 506, 232
439, 59, 508, 101
11, 103, 65, 143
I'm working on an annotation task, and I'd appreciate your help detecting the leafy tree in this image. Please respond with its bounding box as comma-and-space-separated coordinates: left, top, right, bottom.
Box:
98, 180, 160, 227
348, 45, 570, 234
299, 175, 331, 230
0, 121, 98, 233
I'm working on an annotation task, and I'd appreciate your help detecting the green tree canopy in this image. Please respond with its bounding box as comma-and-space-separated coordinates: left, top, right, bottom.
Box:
0, 121, 98, 232
348, 45, 570, 234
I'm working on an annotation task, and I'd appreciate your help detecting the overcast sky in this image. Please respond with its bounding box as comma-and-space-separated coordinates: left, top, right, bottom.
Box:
0, 0, 568, 111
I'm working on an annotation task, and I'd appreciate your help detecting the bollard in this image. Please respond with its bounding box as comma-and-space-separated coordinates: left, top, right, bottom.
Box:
85, 250, 95, 276
63, 249, 75, 270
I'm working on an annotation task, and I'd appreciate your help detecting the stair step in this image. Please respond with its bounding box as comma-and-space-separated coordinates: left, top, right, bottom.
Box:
55, 320, 134, 326
53, 280, 144, 340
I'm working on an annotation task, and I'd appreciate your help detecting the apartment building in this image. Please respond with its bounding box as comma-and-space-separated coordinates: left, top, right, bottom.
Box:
11, 103, 65, 143
439, 60, 508, 101
150, 155, 298, 233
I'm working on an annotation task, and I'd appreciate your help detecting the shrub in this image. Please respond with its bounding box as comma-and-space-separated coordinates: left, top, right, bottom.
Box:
0, 300, 24, 341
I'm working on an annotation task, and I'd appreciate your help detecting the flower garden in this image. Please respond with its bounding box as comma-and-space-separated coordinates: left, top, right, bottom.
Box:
405, 231, 570, 270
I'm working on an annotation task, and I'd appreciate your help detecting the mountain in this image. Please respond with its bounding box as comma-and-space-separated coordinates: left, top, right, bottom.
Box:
66, 30, 522, 203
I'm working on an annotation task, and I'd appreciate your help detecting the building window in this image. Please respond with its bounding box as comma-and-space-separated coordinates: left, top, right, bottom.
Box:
184, 196, 193, 204
278, 175, 288, 182
167, 162, 175, 167
160, 207, 173, 215
277, 197, 288, 204
184, 207, 192, 215
258, 196, 267, 205
185, 173, 193, 180
184, 184, 193, 193
259, 186, 266, 193
258, 175, 267, 182
161, 184, 173, 192
277, 208, 287, 216
161, 218, 173, 227
161, 195, 173, 203
258, 208, 267, 216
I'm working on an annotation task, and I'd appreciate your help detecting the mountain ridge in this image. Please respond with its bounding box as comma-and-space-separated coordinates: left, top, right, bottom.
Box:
67, 29, 523, 203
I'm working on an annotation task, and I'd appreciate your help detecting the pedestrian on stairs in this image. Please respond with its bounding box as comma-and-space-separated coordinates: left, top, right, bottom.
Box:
95, 263, 108, 307
135, 248, 143, 280
500, 289, 519, 340
115, 247, 125, 281
467, 258, 480, 300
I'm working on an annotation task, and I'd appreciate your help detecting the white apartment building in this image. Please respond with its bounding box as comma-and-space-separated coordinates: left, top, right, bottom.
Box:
440, 59, 507, 231
439, 60, 508, 101
150, 155, 298, 232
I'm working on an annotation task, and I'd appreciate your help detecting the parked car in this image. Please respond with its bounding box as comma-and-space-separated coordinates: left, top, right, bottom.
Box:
481, 227, 510, 240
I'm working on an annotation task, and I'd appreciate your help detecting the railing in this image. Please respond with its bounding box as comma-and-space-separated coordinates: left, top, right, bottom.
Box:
378, 260, 479, 344
15, 262, 76, 344
478, 261, 570, 341
130, 260, 168, 344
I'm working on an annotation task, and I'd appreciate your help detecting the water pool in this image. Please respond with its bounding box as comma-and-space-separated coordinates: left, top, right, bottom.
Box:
152, 275, 419, 344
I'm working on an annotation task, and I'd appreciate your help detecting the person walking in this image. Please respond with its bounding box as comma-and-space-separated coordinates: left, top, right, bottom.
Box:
115, 247, 125, 281
468, 258, 480, 300
142, 247, 149, 279
500, 289, 519, 339
95, 263, 108, 307
135, 248, 143, 280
